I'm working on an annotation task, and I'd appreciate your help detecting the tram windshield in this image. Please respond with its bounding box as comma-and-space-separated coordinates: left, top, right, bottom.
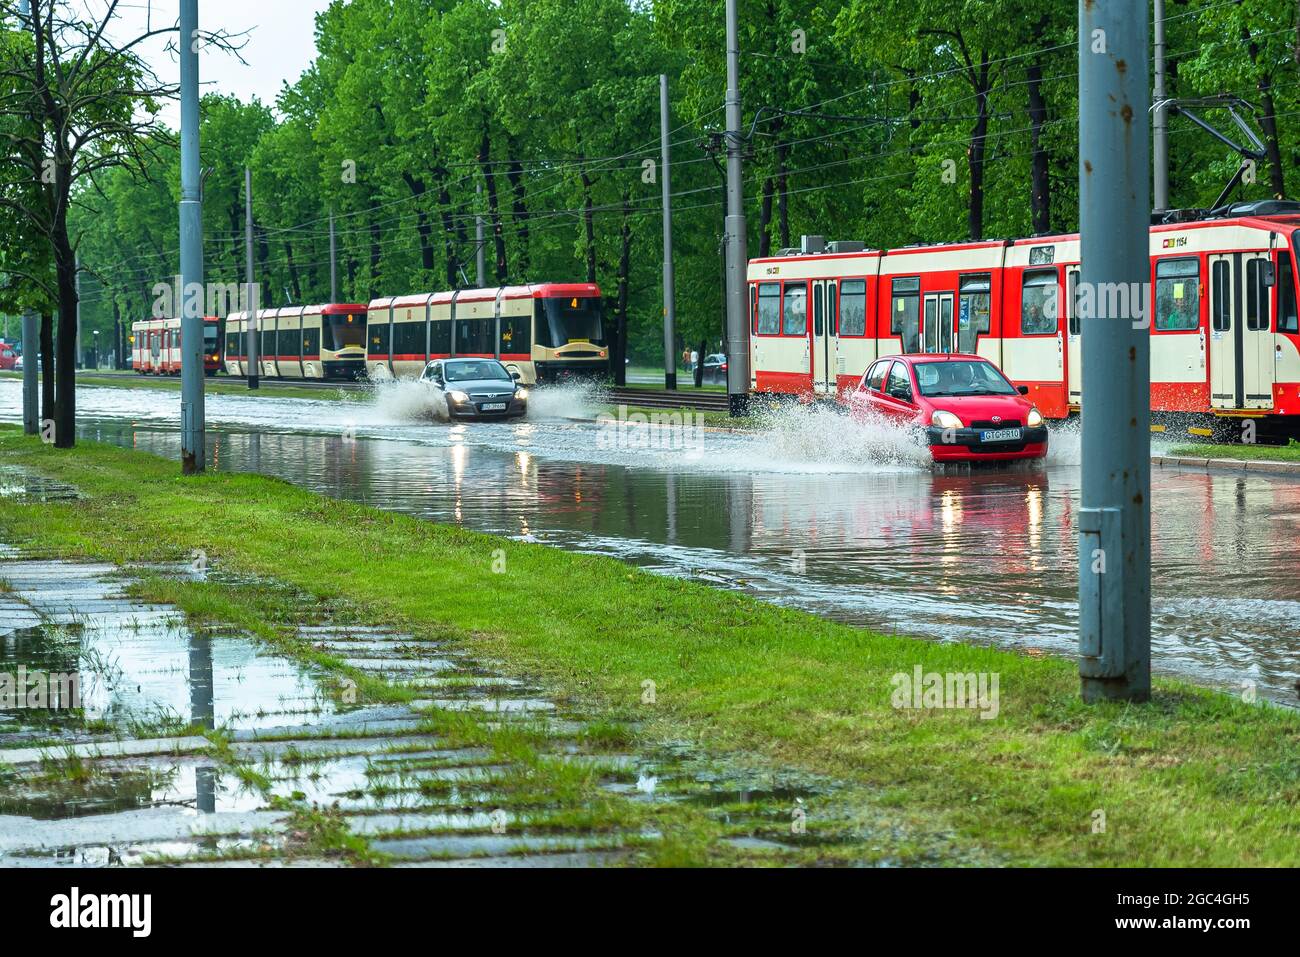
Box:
536, 296, 606, 348
915, 359, 1017, 397
323, 312, 366, 351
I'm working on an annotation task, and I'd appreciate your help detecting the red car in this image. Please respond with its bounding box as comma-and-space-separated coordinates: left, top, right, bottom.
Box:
847, 354, 1048, 463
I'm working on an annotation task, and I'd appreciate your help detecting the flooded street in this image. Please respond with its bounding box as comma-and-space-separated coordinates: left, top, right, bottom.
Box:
3, 378, 1298, 706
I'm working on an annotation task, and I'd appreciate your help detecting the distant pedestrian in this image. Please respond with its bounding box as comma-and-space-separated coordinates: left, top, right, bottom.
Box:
690, 348, 699, 370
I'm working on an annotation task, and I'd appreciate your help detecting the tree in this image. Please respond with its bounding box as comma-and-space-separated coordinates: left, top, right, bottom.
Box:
0, 0, 242, 447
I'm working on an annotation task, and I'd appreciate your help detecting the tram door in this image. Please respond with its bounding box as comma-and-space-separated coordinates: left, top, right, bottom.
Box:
1209, 252, 1275, 410
1066, 268, 1082, 408
922, 292, 955, 353
811, 280, 838, 394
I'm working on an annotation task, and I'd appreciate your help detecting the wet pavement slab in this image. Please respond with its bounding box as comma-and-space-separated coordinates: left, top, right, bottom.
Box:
0, 549, 886, 867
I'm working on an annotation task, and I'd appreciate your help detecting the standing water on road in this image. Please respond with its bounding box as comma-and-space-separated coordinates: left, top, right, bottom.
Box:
2, 378, 1297, 706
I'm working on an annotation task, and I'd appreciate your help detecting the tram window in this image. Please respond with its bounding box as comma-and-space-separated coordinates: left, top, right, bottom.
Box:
430, 319, 452, 355
303, 326, 320, 356
1020, 269, 1058, 334
756, 283, 780, 335
370, 321, 389, 355
500, 314, 530, 355
866, 361, 888, 392
958, 274, 991, 353
1278, 253, 1299, 334
225, 331, 241, 359
813, 286, 823, 337
394, 320, 425, 356
1155, 258, 1201, 331
1245, 259, 1268, 332
1067, 270, 1082, 336
891, 277, 920, 353
278, 326, 300, 357
455, 318, 495, 354
783, 283, 808, 336
1211, 260, 1231, 333
839, 279, 867, 336
260, 327, 275, 358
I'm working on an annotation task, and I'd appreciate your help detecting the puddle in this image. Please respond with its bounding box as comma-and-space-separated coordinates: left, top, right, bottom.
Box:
0, 554, 931, 867
0, 466, 81, 503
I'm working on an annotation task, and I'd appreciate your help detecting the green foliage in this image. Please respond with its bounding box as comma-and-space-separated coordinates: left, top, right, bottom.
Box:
56, 0, 1300, 361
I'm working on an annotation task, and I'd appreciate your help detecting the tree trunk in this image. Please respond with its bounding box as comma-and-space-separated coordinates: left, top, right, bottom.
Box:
401, 173, 437, 274
53, 232, 77, 448
1026, 59, 1052, 234
285, 241, 303, 303
433, 169, 459, 288
967, 55, 991, 242
506, 146, 530, 279
39, 312, 54, 428
614, 191, 632, 386
1245, 27, 1286, 197
579, 165, 597, 283
759, 176, 774, 257
776, 140, 790, 249
479, 132, 508, 283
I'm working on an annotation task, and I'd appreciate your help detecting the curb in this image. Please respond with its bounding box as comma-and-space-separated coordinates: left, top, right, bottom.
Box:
1153, 455, 1300, 478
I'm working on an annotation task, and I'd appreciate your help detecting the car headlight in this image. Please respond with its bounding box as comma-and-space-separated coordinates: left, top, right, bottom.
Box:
1026, 408, 1043, 428
931, 410, 963, 430
448, 390, 469, 403
515, 388, 529, 401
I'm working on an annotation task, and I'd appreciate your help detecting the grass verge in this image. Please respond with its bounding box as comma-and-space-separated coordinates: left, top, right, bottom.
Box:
0, 370, 359, 404
1170, 440, 1300, 462
2, 426, 1298, 866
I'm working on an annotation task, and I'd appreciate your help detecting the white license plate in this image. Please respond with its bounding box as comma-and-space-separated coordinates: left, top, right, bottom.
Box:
481, 402, 507, 412
979, 428, 1022, 443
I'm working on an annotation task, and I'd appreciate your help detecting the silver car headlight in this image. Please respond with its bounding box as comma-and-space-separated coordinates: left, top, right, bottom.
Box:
931, 410, 963, 430
515, 388, 529, 401
448, 390, 469, 404
1026, 408, 1043, 428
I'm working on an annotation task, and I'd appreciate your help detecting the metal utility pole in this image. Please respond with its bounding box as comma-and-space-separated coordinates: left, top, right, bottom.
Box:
179, 0, 205, 474
74, 253, 81, 368
1153, 0, 1169, 212
1077, 0, 1152, 703
722, 0, 749, 415
475, 183, 486, 287
660, 74, 677, 391
244, 166, 259, 390
329, 210, 338, 302
18, 0, 37, 435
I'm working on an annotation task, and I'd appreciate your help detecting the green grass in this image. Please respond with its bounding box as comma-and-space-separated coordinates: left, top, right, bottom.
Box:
1170, 440, 1300, 462
2, 426, 1299, 866
0, 370, 359, 403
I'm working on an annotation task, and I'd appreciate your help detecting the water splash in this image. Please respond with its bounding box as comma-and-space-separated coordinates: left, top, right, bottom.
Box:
525, 380, 608, 420
360, 377, 448, 423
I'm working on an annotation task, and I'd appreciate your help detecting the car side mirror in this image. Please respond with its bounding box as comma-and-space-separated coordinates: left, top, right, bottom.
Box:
510, 370, 521, 381
1018, 385, 1030, 395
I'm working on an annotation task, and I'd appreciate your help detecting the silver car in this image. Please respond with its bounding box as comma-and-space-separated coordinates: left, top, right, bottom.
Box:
420, 358, 528, 420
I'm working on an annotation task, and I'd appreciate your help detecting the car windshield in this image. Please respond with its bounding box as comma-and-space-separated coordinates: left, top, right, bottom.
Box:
914, 359, 1016, 397
444, 359, 510, 382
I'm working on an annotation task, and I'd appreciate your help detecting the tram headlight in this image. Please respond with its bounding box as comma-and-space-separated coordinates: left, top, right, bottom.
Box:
448, 390, 469, 404
1026, 408, 1043, 428
931, 410, 963, 430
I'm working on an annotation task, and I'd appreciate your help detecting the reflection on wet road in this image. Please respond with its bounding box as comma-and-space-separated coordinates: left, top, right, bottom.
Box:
3, 378, 1297, 706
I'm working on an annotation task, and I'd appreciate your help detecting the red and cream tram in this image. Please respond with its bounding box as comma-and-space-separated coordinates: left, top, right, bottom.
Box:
364, 283, 609, 385
131, 317, 222, 376
748, 200, 1300, 442
223, 304, 369, 380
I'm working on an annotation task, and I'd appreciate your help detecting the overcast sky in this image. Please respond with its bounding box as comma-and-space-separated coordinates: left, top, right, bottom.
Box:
104, 0, 334, 126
